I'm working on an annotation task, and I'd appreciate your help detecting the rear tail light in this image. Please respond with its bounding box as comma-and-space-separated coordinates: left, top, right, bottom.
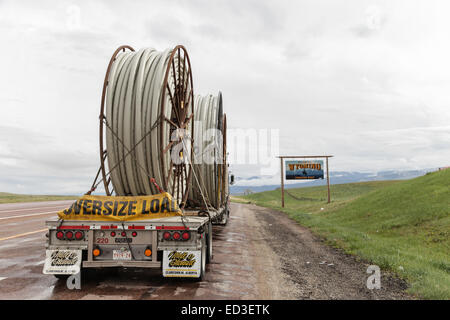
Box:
56, 231, 64, 240
162, 231, 190, 241
65, 231, 74, 240
110, 231, 116, 237
172, 232, 181, 240
132, 231, 137, 237
121, 231, 126, 237
93, 247, 101, 257
75, 231, 84, 240
182, 232, 190, 240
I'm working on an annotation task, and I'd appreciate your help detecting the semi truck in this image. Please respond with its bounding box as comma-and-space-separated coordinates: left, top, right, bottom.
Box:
42, 44, 232, 281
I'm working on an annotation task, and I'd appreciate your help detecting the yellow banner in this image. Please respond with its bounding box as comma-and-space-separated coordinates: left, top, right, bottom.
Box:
57, 193, 182, 221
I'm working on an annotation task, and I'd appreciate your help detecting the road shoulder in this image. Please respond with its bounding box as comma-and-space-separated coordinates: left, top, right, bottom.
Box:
237, 202, 413, 299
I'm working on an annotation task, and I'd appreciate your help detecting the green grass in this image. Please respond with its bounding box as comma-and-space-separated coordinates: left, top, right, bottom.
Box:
0, 192, 78, 204
234, 170, 450, 299
230, 195, 252, 204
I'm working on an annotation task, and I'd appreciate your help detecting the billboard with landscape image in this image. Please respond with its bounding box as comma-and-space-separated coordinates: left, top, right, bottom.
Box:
285, 160, 324, 180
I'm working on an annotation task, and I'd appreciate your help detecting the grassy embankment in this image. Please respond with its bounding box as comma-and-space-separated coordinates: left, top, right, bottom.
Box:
0, 192, 78, 204
234, 170, 450, 299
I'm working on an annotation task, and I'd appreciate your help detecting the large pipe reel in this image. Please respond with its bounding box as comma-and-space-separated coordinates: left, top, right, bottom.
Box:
188, 92, 227, 209
99, 45, 194, 208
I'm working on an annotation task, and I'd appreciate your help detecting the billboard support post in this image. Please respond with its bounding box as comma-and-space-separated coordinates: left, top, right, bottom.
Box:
280, 157, 285, 208
326, 157, 330, 203
278, 155, 333, 207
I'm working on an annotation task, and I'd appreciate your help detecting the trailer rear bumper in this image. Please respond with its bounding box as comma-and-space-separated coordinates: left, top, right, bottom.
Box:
82, 260, 161, 268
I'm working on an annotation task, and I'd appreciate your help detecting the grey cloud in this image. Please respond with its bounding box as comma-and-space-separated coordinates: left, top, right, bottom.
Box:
1, 0, 449, 194
351, 5, 387, 38
283, 41, 312, 61
145, 15, 192, 46
0, 126, 97, 174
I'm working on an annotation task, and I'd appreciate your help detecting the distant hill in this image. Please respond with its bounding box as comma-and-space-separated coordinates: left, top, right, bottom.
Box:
230, 168, 436, 195
0, 192, 77, 204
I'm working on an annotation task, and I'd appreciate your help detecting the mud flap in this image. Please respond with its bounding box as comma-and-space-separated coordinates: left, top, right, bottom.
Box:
43, 249, 82, 275
162, 250, 202, 278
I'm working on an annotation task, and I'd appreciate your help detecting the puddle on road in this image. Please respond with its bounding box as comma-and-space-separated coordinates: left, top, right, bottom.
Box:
173, 287, 187, 296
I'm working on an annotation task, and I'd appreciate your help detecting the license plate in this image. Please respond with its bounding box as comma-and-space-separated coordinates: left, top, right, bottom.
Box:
115, 238, 132, 243
43, 249, 82, 275
113, 250, 132, 260
162, 250, 201, 278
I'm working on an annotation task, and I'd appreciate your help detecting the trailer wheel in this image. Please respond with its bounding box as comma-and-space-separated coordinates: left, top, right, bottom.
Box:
220, 208, 229, 225
53, 274, 69, 280
206, 221, 213, 263
196, 233, 207, 281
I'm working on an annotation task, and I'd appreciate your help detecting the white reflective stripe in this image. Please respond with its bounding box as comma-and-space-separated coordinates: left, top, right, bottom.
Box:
124, 226, 155, 230
51, 225, 157, 230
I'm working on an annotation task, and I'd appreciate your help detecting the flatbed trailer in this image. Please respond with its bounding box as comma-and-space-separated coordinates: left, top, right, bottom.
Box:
43, 200, 230, 280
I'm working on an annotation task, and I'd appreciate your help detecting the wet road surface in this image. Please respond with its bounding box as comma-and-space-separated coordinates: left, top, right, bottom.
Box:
0, 201, 411, 299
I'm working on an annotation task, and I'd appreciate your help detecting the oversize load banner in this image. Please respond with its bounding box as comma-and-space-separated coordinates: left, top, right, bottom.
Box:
57, 192, 182, 221
285, 160, 324, 180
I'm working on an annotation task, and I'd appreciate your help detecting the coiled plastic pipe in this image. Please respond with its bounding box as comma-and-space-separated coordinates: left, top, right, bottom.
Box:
188, 92, 224, 208
104, 47, 193, 204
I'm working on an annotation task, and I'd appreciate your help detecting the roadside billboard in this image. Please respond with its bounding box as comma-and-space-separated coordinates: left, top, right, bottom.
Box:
285, 160, 324, 180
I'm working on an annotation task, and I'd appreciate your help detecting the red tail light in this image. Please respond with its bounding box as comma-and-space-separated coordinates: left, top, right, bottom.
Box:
56, 231, 64, 240
163, 232, 171, 240
172, 232, 181, 240
110, 231, 116, 237
121, 231, 126, 237
65, 231, 74, 240
132, 231, 137, 237
182, 232, 190, 240
75, 231, 84, 240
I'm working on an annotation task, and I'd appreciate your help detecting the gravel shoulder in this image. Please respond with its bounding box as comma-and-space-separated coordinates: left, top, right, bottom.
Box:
237, 202, 412, 299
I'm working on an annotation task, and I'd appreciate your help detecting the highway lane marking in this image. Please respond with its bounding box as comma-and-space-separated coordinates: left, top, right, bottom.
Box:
0, 277, 7, 281
0, 205, 70, 214
0, 229, 47, 242
0, 211, 59, 220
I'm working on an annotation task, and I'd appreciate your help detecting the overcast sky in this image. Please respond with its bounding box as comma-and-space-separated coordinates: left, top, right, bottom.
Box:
1, 0, 449, 194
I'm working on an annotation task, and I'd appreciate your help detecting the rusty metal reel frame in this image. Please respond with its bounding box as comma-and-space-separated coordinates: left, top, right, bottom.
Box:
99, 45, 135, 196
159, 45, 195, 208
98, 45, 195, 209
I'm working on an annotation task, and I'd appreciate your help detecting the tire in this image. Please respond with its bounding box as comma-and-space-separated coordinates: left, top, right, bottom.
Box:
220, 209, 229, 225
196, 234, 207, 281
206, 221, 213, 263
217, 204, 229, 225
53, 274, 69, 280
